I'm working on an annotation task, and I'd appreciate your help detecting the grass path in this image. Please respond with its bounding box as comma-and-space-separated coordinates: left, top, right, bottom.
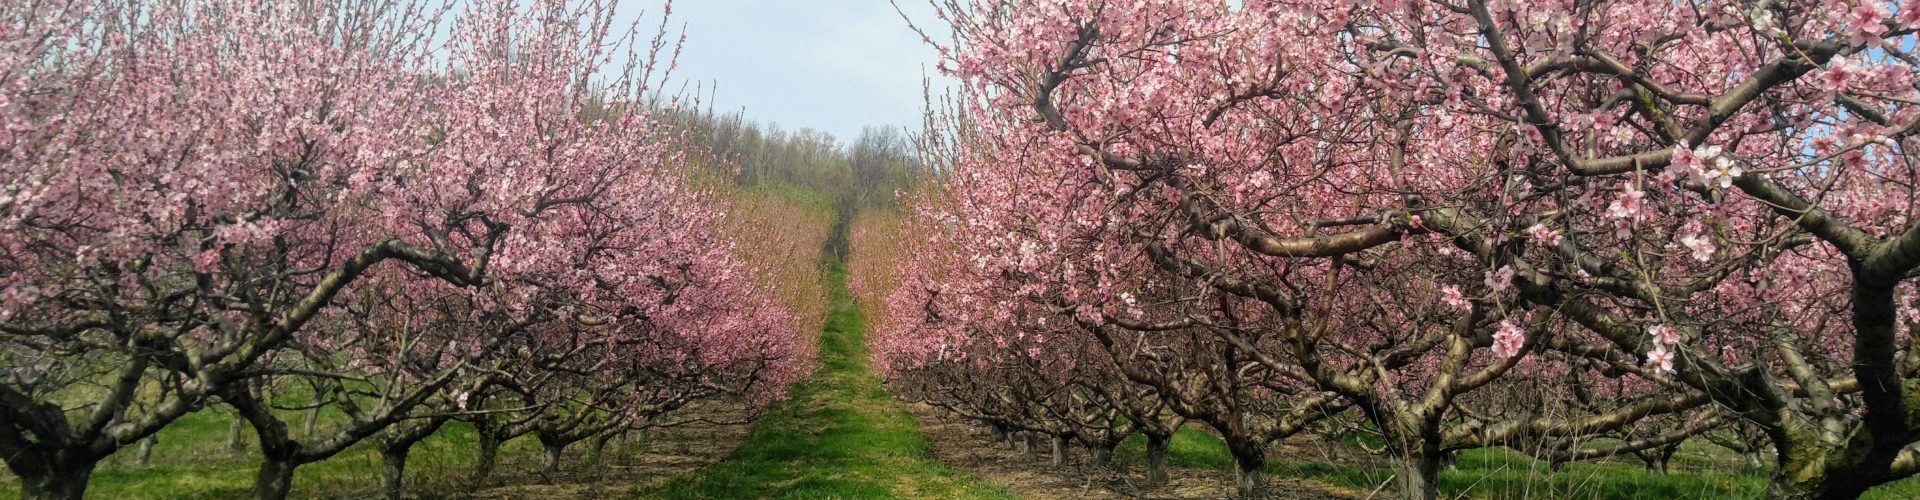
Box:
639, 262, 1012, 499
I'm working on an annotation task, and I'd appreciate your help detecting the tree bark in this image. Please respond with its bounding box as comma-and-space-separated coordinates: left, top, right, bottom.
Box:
1765, 469, 1877, 500
1050, 433, 1071, 467
1087, 441, 1115, 468
301, 391, 324, 438
254, 456, 297, 500
1393, 448, 1442, 500
540, 437, 566, 479
229, 388, 305, 500
1020, 431, 1038, 460
228, 416, 249, 452
1144, 433, 1171, 487
591, 430, 617, 465
136, 435, 159, 465
472, 432, 503, 484
15, 459, 96, 500
1227, 440, 1266, 499
1638, 443, 1679, 475
1763, 422, 1861, 500
380, 445, 411, 500
1765, 476, 1825, 500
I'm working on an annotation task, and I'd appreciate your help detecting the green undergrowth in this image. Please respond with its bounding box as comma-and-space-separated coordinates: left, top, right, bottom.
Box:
1103, 425, 1920, 499
0, 399, 581, 499
638, 261, 1012, 499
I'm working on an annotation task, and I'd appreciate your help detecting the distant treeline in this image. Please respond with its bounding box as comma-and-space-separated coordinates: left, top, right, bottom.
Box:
660, 107, 926, 216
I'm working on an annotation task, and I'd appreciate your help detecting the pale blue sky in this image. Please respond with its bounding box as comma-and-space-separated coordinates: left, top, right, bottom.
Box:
636, 1, 953, 143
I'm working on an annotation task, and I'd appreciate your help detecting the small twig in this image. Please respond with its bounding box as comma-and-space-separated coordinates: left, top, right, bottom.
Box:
1365, 474, 1397, 499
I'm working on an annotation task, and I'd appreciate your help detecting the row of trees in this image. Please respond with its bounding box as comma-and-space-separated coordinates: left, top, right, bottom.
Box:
662, 108, 924, 214
853, 211, 1191, 484
0, 1, 824, 499
861, 1, 1920, 498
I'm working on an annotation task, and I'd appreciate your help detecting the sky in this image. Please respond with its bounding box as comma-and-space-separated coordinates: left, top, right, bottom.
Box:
628, 1, 955, 143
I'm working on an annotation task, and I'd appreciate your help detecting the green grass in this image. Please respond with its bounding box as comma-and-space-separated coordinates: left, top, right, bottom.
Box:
20, 258, 1920, 500
1102, 424, 1920, 499
1111, 426, 1236, 471
0, 406, 566, 499
638, 261, 1012, 499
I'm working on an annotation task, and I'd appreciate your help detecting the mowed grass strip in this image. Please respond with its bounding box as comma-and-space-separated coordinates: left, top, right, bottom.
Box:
639, 262, 1012, 499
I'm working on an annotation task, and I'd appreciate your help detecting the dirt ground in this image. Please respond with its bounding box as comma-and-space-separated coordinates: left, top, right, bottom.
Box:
464, 412, 752, 499
906, 403, 1367, 499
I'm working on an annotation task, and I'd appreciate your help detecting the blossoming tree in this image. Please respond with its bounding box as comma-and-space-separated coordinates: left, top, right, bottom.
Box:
908, 0, 1920, 498
0, 1, 815, 498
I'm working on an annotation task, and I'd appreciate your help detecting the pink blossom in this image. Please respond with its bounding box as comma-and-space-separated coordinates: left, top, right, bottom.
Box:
1672, 141, 1701, 174
1485, 265, 1516, 295
1848, 3, 1890, 45
1679, 232, 1715, 262
1441, 285, 1471, 311
1688, 144, 1743, 189
1524, 223, 1563, 247
1646, 345, 1676, 375
1823, 60, 1858, 92
1492, 320, 1525, 358
192, 249, 221, 274
1605, 185, 1645, 220
1648, 324, 1681, 347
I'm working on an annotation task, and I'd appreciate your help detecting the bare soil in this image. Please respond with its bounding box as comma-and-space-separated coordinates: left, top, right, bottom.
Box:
463, 411, 752, 499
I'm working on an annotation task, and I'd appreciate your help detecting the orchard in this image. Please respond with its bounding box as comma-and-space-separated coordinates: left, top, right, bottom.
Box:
9, 0, 1920, 499
864, 0, 1920, 499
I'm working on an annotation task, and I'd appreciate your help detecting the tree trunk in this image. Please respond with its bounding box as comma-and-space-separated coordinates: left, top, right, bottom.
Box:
1020, 431, 1038, 460
1393, 449, 1441, 500
228, 417, 249, 452
1227, 441, 1266, 499
230, 389, 305, 500
1765, 472, 1873, 500
1762, 425, 1858, 500
472, 433, 503, 484
1765, 476, 1821, 500
254, 456, 298, 500
374, 418, 447, 500
380, 444, 411, 500
1232, 455, 1266, 499
301, 387, 327, 438
301, 409, 320, 438
540, 439, 565, 478
16, 460, 96, 500
1088, 441, 1115, 468
1653, 443, 1679, 475
136, 435, 159, 465
1050, 434, 1070, 467
1144, 433, 1171, 487
591, 431, 617, 464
